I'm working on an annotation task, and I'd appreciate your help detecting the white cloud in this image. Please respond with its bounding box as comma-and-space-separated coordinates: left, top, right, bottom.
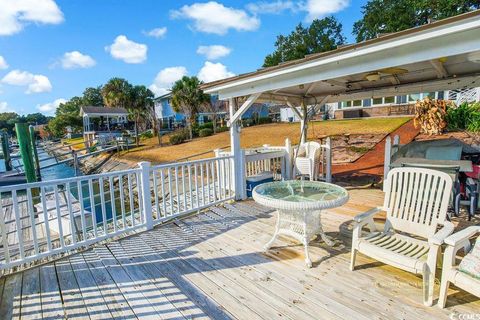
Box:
61, 51, 96, 69
197, 61, 234, 83
304, 0, 349, 20
246, 0, 349, 20
0, 101, 12, 112
0, 56, 8, 69
0, 0, 64, 36
171, 1, 260, 35
197, 45, 231, 60
149, 66, 188, 96
37, 98, 66, 114
246, 1, 297, 14
144, 27, 167, 38
1, 70, 52, 94
106, 35, 148, 64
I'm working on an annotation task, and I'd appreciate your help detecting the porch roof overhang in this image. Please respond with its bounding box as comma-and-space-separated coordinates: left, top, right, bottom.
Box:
202, 10, 480, 106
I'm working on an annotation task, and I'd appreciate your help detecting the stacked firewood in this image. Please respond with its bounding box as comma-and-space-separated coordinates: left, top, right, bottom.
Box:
413, 97, 449, 135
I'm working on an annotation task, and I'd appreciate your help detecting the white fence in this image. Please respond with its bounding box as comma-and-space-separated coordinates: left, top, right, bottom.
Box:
0, 156, 234, 270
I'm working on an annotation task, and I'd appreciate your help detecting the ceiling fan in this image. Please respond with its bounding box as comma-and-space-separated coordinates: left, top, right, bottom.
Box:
364, 67, 409, 81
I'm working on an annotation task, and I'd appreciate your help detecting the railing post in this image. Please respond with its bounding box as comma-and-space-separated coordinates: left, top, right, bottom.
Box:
284, 138, 292, 180
393, 135, 400, 155
384, 136, 392, 181
325, 137, 332, 183
139, 161, 153, 230
235, 149, 246, 200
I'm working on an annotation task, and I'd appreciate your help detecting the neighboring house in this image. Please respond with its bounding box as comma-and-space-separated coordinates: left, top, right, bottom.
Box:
154, 94, 231, 130
278, 87, 480, 121
80, 106, 130, 146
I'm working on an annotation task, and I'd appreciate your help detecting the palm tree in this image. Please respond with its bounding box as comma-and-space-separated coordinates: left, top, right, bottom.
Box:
130, 85, 154, 147
170, 76, 210, 140
101, 78, 132, 109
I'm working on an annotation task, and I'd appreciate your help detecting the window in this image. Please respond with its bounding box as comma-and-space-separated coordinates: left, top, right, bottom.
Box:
363, 99, 372, 107
408, 94, 421, 102
384, 96, 395, 104
424, 92, 436, 99
372, 98, 383, 105
437, 91, 444, 99
352, 100, 362, 107
396, 95, 407, 104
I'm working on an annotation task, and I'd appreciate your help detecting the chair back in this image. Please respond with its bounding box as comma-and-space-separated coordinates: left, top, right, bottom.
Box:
297, 142, 321, 160
383, 167, 452, 239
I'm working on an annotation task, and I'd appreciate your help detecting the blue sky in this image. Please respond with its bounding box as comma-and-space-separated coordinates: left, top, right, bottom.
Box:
0, 0, 367, 115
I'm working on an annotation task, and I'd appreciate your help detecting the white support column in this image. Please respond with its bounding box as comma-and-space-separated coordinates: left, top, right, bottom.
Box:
229, 98, 246, 200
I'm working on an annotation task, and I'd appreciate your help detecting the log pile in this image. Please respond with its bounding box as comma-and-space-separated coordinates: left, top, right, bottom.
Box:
413, 97, 449, 135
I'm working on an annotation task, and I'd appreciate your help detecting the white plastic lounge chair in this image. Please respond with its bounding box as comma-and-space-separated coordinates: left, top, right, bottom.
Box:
438, 226, 480, 308
294, 141, 322, 181
351, 167, 454, 306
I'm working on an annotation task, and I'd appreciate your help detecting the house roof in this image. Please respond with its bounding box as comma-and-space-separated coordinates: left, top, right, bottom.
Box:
80, 106, 128, 116
201, 9, 480, 105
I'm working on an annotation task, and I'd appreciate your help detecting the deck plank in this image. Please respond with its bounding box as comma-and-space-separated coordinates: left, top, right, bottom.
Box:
109, 238, 212, 320
0, 272, 22, 320
39, 264, 64, 319
68, 253, 114, 319
81, 250, 137, 320
20, 267, 42, 319
54, 258, 91, 320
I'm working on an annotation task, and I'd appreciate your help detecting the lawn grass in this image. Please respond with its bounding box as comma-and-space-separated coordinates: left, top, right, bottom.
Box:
119, 116, 411, 164
62, 137, 85, 150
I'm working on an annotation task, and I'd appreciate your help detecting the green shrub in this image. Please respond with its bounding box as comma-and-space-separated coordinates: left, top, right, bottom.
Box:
258, 117, 272, 124
446, 102, 480, 132
199, 128, 213, 137
169, 130, 188, 145
242, 119, 254, 127
198, 122, 214, 130
140, 131, 153, 139
216, 126, 229, 133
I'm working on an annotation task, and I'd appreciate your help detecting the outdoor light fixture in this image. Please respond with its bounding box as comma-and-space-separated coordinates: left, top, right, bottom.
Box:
365, 72, 381, 81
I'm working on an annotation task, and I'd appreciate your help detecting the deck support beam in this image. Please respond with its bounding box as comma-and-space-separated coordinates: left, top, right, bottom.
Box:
228, 93, 261, 126
229, 98, 246, 200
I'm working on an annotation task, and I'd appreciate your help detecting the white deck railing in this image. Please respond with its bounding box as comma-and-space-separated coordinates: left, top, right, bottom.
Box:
0, 156, 234, 270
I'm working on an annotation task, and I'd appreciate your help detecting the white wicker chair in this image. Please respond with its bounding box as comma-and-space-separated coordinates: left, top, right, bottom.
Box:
351, 167, 454, 306
438, 226, 480, 308
294, 141, 322, 181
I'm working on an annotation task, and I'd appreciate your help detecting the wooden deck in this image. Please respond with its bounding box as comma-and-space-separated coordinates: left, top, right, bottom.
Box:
0, 188, 479, 319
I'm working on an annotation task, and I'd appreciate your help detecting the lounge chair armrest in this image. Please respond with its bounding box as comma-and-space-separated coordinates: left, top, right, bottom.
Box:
353, 207, 383, 223
445, 226, 480, 247
429, 221, 455, 246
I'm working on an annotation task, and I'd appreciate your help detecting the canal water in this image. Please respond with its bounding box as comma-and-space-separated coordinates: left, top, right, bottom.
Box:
2, 147, 116, 225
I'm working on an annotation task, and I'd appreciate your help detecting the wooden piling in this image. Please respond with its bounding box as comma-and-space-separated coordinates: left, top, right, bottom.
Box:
15, 123, 37, 183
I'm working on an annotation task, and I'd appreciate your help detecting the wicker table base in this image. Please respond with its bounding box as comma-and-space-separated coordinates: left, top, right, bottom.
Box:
264, 209, 334, 267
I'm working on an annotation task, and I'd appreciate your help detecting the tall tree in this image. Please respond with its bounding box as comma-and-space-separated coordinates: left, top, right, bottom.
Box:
171, 76, 210, 140
353, 0, 480, 42
263, 16, 346, 67
46, 97, 84, 137
203, 95, 223, 134
129, 85, 155, 147
0, 112, 20, 134
101, 78, 132, 109
82, 86, 104, 106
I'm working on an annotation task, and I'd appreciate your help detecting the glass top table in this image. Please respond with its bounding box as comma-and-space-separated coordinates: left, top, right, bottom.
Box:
253, 180, 349, 268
